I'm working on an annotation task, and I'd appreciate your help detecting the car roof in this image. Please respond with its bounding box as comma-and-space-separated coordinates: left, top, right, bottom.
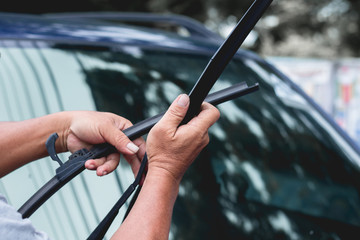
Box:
0, 12, 215, 49
0, 12, 259, 59
43, 12, 223, 41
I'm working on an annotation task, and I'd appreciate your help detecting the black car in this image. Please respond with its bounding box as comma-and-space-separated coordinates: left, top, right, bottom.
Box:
0, 12, 360, 240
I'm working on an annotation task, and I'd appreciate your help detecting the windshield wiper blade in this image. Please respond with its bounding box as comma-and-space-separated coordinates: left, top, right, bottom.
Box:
183, 0, 272, 123
18, 82, 258, 218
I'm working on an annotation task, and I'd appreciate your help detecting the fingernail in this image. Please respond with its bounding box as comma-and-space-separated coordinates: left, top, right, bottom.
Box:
88, 164, 95, 169
102, 171, 108, 176
177, 94, 189, 107
127, 142, 139, 153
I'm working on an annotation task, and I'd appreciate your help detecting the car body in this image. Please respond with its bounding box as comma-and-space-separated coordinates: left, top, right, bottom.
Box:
0, 12, 360, 240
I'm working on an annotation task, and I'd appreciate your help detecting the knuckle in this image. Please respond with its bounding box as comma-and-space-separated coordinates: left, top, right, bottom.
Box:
214, 108, 220, 120
202, 133, 210, 146
152, 123, 167, 135
115, 133, 129, 146
168, 107, 184, 120
123, 119, 133, 128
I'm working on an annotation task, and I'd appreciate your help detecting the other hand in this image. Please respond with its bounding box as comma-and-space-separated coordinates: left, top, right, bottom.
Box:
65, 111, 145, 176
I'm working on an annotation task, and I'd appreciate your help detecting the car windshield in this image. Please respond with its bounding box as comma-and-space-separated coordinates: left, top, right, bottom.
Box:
1, 40, 360, 239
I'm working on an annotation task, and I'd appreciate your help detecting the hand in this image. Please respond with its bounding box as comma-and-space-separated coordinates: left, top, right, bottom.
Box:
146, 94, 220, 183
65, 111, 145, 176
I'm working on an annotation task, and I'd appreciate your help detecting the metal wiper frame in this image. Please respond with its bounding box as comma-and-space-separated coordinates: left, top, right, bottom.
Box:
18, 0, 273, 238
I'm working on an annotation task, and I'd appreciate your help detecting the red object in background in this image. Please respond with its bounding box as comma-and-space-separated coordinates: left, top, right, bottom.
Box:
342, 84, 352, 104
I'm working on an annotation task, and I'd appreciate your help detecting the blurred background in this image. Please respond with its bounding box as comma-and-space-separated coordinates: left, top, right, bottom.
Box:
1, 0, 360, 146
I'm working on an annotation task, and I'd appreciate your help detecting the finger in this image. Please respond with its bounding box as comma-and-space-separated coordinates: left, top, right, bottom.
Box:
187, 102, 220, 131
85, 157, 106, 170
124, 136, 146, 175
96, 152, 120, 176
156, 94, 189, 131
133, 137, 146, 157
67, 134, 93, 153
101, 125, 140, 156
134, 138, 146, 160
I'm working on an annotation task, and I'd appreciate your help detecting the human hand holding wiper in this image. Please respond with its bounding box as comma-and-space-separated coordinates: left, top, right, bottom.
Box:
146, 95, 219, 183
0, 110, 145, 178
66, 111, 145, 177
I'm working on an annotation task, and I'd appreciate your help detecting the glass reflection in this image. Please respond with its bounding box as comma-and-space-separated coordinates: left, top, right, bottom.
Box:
56, 44, 360, 239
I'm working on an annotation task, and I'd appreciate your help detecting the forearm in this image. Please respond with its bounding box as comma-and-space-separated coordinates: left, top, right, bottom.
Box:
0, 112, 71, 177
111, 170, 179, 240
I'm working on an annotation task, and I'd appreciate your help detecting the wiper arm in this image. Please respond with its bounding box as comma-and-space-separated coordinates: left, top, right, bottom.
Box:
18, 82, 258, 218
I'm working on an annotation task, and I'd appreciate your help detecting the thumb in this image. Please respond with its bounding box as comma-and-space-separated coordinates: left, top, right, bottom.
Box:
158, 94, 190, 129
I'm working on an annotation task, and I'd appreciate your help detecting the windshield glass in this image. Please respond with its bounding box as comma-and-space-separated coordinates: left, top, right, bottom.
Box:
1, 40, 360, 239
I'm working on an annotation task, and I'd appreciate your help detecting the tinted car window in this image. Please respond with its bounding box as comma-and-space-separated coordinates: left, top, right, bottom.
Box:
1, 40, 360, 240
64, 44, 360, 239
